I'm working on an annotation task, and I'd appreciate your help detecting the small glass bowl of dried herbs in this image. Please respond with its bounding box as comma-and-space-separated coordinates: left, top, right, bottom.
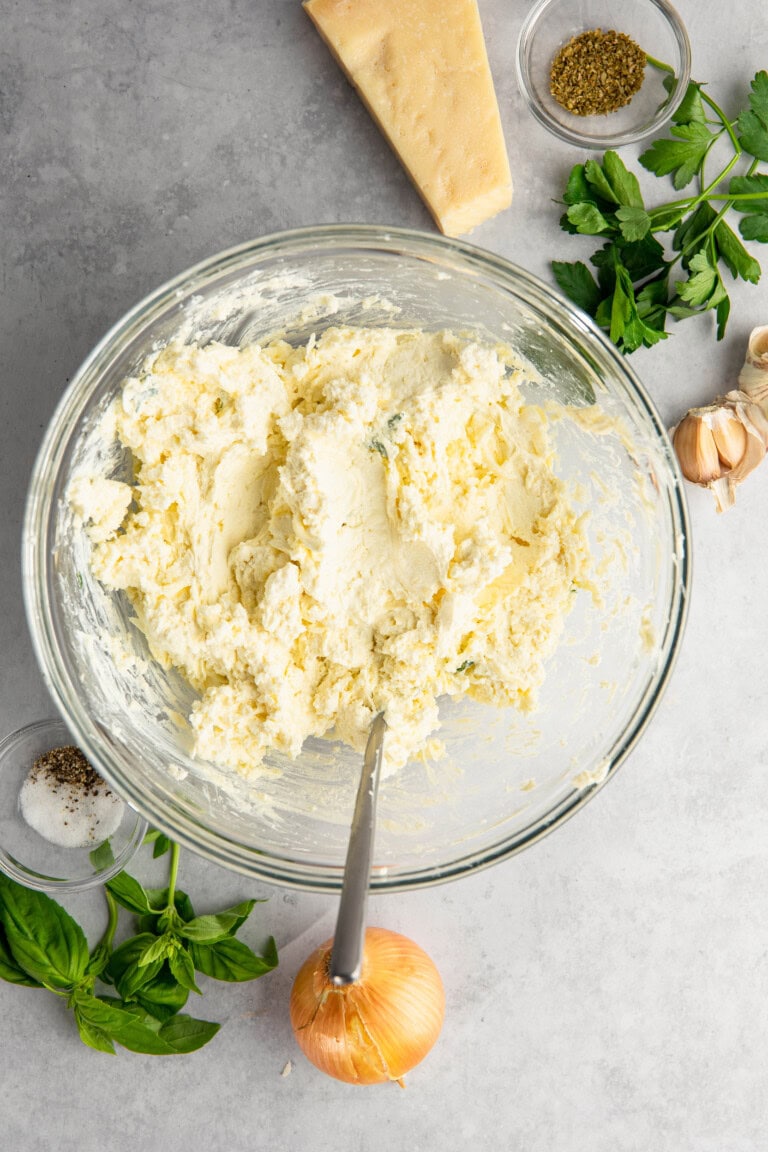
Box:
0, 717, 147, 892
516, 0, 691, 149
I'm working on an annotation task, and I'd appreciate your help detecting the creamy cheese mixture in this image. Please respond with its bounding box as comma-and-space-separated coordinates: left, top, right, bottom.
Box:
71, 327, 591, 776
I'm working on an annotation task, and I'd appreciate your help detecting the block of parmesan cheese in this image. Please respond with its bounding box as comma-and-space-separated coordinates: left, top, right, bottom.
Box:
303, 0, 512, 236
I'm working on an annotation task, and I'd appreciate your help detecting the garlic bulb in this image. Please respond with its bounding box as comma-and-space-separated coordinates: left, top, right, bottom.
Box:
672, 326, 768, 511
290, 927, 445, 1085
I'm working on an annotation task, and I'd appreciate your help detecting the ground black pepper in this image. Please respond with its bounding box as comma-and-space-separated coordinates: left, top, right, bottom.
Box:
30, 745, 112, 799
549, 28, 646, 117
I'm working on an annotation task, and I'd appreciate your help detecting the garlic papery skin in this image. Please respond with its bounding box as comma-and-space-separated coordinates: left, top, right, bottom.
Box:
290, 927, 445, 1085
737, 325, 768, 413
672, 393, 768, 512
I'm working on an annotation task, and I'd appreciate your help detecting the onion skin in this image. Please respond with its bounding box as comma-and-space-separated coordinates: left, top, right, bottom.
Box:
290, 926, 445, 1085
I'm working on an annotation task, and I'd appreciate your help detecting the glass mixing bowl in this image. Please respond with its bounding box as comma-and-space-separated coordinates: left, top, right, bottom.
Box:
23, 225, 689, 892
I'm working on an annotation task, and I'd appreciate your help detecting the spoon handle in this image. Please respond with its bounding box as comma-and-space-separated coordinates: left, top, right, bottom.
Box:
330, 712, 387, 986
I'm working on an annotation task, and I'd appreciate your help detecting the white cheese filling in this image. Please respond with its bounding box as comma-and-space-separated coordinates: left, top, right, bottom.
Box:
73, 327, 591, 777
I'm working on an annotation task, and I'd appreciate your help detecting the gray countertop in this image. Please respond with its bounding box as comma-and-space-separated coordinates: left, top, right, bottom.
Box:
2, 1, 768, 1148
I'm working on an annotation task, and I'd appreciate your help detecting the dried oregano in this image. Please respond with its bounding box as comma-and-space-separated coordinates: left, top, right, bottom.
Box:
550, 28, 646, 117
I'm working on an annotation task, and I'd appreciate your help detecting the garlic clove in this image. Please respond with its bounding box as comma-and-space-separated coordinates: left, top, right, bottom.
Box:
672, 409, 723, 485
710, 406, 748, 469
737, 325, 768, 413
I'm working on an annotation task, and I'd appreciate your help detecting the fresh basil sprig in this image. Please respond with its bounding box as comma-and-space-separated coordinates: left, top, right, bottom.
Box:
552, 70, 768, 353
0, 835, 277, 1055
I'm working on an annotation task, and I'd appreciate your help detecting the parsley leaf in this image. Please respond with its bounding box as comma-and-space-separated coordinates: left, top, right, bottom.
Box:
672, 80, 707, 126
739, 214, 768, 242
716, 294, 731, 341
616, 206, 651, 242
584, 158, 619, 204
602, 151, 644, 207
640, 122, 717, 189
565, 202, 614, 235
729, 173, 768, 244
729, 172, 768, 214
563, 164, 610, 209
552, 71, 766, 353
736, 70, 768, 161
715, 217, 762, 282
551, 260, 601, 315
676, 251, 718, 306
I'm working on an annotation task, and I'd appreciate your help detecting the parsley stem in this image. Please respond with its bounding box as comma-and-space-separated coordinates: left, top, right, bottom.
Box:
648, 148, 743, 225
703, 190, 764, 202
645, 54, 675, 75
699, 89, 741, 155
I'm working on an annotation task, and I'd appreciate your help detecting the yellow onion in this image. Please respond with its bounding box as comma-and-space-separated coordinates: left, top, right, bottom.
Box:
289, 926, 445, 1085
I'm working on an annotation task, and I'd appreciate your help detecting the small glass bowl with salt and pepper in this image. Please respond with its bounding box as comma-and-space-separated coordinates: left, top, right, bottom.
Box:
516, 0, 692, 149
0, 717, 147, 892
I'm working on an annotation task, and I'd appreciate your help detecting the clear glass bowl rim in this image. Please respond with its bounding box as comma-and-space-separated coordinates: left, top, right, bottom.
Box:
515, 0, 693, 149
22, 224, 691, 893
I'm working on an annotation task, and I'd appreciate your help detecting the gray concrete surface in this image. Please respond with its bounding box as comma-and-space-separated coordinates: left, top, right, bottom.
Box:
2, 1, 768, 1148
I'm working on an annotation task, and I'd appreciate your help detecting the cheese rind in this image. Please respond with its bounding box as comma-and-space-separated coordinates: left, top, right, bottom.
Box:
303, 0, 513, 236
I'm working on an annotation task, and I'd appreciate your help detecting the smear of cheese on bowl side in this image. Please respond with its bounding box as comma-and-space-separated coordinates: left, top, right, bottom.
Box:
303, 0, 513, 236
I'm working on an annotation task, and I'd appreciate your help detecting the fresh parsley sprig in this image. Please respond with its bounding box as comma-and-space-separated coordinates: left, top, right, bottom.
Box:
0, 834, 277, 1055
552, 70, 768, 354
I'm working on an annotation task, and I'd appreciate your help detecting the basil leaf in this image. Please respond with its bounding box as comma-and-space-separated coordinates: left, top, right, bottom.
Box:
189, 936, 278, 983
105, 933, 155, 984
142, 829, 172, 858
89, 839, 115, 871
108, 935, 167, 998
134, 966, 190, 1022
75, 1012, 117, 1055
177, 901, 258, 944
138, 934, 175, 967
0, 874, 89, 990
168, 947, 201, 995
106, 871, 155, 915
85, 940, 112, 980
76, 996, 179, 1055
0, 922, 43, 987
158, 1014, 220, 1054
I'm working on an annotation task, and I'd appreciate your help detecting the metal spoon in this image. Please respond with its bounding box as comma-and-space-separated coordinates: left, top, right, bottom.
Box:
329, 712, 387, 986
